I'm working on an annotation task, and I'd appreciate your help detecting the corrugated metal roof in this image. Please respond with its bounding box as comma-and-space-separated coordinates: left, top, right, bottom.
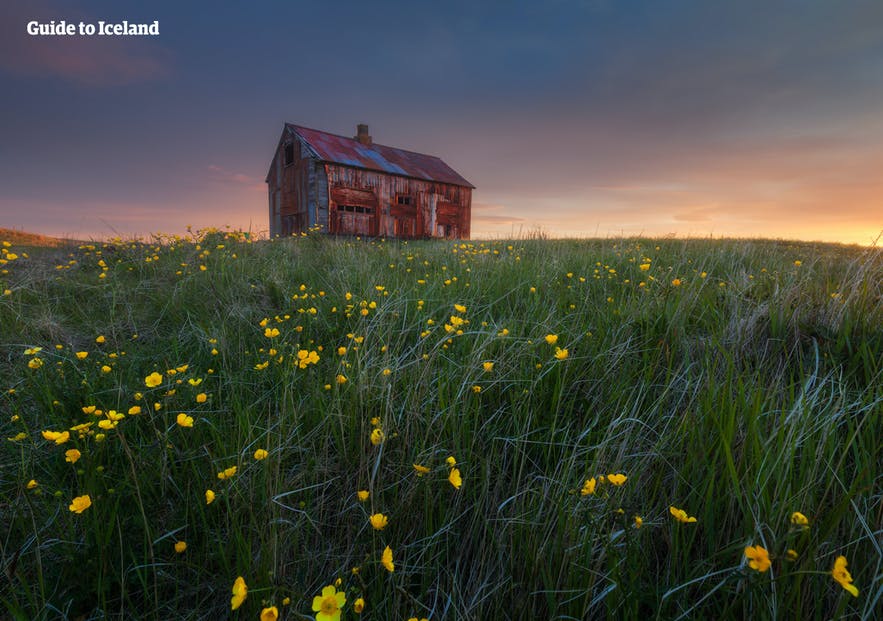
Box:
286, 123, 474, 188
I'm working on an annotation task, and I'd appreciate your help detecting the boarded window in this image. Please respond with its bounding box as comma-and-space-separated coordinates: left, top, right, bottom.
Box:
284, 143, 294, 166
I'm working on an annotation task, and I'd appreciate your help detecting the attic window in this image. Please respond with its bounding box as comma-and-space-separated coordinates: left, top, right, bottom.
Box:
396, 195, 413, 206
284, 142, 294, 166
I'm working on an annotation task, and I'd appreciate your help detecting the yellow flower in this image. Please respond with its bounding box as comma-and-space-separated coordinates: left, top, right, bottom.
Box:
482, 361, 494, 373
669, 506, 697, 523
231, 576, 247, 610
785, 549, 798, 561
448, 468, 462, 489
65, 449, 82, 463
454, 303, 467, 313
790, 511, 809, 527
634, 515, 643, 529
195, 393, 207, 403
8, 432, 27, 442
357, 489, 370, 502
446, 456, 457, 467
554, 347, 569, 360
794, 260, 802, 267
101, 365, 112, 374
639, 263, 651, 271
544, 334, 558, 345
580, 478, 597, 495
336, 374, 348, 384
28, 358, 43, 369
128, 405, 141, 415
312, 584, 346, 621
353, 597, 365, 613
264, 327, 280, 338
75, 351, 89, 360
413, 463, 430, 476
205, 489, 216, 505
217, 466, 237, 480
42, 430, 70, 445
744, 545, 771, 572
95, 335, 105, 344
176, 413, 194, 428
27, 479, 38, 489
174, 541, 187, 554
254, 448, 268, 461
337, 346, 347, 356
831, 555, 859, 597
145, 372, 163, 388
472, 385, 482, 394
369, 513, 388, 530
671, 278, 682, 286
370, 428, 385, 446
607, 473, 627, 486
69, 494, 92, 514
381, 545, 395, 572
260, 606, 278, 621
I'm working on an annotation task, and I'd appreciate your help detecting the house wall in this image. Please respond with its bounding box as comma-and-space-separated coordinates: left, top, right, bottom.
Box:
324, 164, 471, 239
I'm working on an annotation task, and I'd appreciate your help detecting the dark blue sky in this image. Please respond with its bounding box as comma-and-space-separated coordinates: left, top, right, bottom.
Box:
2, 0, 882, 243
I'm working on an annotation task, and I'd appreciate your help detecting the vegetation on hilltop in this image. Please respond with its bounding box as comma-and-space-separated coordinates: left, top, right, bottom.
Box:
1, 231, 880, 620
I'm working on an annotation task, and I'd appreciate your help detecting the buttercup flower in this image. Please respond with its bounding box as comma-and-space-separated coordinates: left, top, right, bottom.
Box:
448, 468, 462, 489
790, 511, 809, 527
195, 393, 207, 403
545, 334, 558, 345
413, 463, 430, 476
205, 489, 216, 505
264, 327, 280, 338
607, 473, 627, 486
554, 347, 569, 360
69, 494, 92, 514
831, 556, 859, 597
145, 372, 163, 388
217, 466, 237, 480
231, 576, 247, 610
381, 545, 395, 572
369, 513, 388, 530
482, 361, 494, 372
370, 428, 384, 446
634, 515, 643, 528
175, 541, 187, 553
312, 584, 346, 621
744, 545, 771, 572
65, 449, 82, 463
75, 351, 88, 360
669, 506, 697, 523
176, 413, 194, 428
353, 597, 365, 613
254, 448, 268, 460
357, 490, 369, 502
27, 479, 38, 489
260, 606, 278, 621
580, 477, 597, 496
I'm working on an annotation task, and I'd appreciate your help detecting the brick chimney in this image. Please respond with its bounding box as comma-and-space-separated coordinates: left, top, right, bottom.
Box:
355, 124, 372, 145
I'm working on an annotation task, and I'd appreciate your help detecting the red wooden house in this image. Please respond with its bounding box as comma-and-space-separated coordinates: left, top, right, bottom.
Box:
266, 123, 474, 238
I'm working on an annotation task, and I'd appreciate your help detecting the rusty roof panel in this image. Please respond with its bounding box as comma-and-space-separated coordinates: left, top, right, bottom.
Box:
286, 124, 474, 188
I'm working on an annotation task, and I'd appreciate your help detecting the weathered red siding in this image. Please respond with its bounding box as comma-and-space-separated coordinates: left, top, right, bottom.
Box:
266, 124, 472, 239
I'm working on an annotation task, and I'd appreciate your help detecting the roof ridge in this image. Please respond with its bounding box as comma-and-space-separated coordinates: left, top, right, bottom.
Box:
286, 123, 446, 161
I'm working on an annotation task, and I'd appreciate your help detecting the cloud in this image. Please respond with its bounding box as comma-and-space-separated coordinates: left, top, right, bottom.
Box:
0, 1, 169, 85
207, 165, 265, 193
471, 202, 527, 226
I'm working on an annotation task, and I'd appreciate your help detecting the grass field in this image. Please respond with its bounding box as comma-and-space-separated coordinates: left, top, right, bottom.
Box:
1, 230, 880, 620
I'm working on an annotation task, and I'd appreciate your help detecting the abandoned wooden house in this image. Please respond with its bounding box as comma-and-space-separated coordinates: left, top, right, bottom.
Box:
266, 123, 474, 239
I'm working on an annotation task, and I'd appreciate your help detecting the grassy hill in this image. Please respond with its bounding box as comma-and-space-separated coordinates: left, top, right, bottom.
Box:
1, 230, 880, 620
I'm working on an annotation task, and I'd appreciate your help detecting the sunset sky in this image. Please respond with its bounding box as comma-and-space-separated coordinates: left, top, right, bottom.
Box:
1, 1, 882, 245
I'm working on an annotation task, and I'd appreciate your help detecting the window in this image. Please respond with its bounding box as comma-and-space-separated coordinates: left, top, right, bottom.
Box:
339, 205, 374, 214
284, 142, 294, 166
396, 195, 413, 206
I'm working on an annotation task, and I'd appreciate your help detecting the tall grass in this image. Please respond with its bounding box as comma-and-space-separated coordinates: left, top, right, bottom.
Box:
1, 232, 880, 620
